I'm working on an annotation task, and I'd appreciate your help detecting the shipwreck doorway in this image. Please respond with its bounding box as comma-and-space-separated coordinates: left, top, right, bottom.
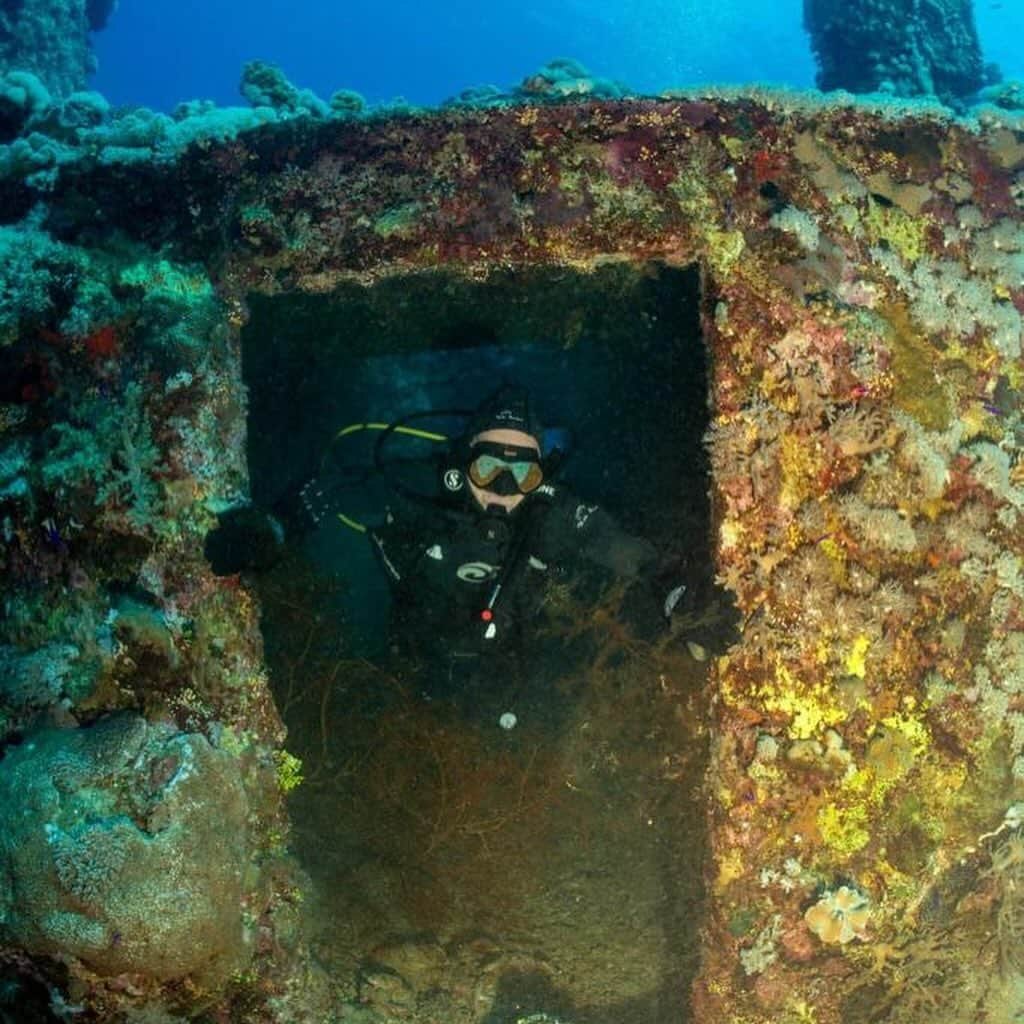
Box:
241, 261, 715, 1024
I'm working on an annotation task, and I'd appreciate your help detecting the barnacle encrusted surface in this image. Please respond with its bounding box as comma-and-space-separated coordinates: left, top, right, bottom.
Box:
1, 86, 1021, 1020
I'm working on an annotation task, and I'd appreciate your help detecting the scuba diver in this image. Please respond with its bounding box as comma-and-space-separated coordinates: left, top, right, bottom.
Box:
204, 385, 739, 710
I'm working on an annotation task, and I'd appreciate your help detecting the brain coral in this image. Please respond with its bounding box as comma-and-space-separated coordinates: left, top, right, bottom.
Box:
0, 712, 253, 988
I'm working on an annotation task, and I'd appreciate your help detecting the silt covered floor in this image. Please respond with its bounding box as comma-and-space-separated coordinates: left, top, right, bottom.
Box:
267, 575, 710, 1024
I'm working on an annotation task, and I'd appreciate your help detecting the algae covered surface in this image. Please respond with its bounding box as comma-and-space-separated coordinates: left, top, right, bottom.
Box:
0, 66, 1022, 1023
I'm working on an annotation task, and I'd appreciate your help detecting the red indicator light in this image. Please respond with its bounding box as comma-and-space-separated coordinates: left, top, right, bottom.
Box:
481, 609, 494, 622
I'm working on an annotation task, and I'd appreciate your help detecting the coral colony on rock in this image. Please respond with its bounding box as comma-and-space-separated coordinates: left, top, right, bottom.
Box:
0, 2, 1022, 1022
803, 0, 993, 108
0, 0, 114, 100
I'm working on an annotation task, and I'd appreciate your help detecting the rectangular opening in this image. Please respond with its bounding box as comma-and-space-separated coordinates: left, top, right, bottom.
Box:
240, 261, 719, 1023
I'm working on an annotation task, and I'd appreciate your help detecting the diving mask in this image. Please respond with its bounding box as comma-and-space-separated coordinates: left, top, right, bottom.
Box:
468, 443, 544, 495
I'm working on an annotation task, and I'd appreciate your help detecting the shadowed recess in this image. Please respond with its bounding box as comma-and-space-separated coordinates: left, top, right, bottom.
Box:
239, 261, 716, 1023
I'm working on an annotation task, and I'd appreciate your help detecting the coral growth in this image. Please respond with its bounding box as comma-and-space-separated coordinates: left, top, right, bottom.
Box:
0, 715, 252, 987
0, 1, 113, 99
0, 54, 1021, 1024
240, 60, 328, 117
986, 822, 1024, 972
805, 885, 871, 945
803, 0, 990, 106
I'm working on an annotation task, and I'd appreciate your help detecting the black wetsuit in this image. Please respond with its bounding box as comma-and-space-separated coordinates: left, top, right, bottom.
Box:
368, 482, 657, 684
205, 466, 738, 709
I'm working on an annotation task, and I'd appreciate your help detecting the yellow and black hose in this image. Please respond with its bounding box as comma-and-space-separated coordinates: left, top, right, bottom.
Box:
318, 417, 457, 533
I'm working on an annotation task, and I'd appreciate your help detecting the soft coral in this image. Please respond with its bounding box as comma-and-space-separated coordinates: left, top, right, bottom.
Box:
82, 323, 120, 360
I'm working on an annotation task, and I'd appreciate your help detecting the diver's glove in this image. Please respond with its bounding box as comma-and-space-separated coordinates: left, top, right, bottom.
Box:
204, 505, 286, 575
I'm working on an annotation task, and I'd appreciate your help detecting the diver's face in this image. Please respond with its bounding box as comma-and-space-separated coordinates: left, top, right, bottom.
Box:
467, 428, 541, 514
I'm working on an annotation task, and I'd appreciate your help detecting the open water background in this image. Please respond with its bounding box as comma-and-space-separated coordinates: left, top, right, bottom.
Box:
90, 0, 1023, 113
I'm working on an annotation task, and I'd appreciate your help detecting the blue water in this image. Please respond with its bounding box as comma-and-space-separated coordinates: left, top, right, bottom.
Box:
90, 1, 1024, 113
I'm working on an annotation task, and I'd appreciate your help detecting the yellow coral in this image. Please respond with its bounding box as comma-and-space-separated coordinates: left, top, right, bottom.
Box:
779, 433, 822, 510
716, 848, 745, 891
844, 634, 871, 679
719, 517, 745, 552
783, 1000, 820, 1024
818, 801, 871, 856
960, 401, 1003, 442
705, 228, 746, 274
881, 709, 930, 756
842, 766, 876, 797
721, 136, 745, 160
884, 302, 951, 430
862, 198, 930, 263
818, 536, 847, 583
758, 664, 846, 740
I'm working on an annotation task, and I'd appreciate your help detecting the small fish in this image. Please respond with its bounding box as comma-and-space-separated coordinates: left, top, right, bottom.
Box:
664, 583, 687, 618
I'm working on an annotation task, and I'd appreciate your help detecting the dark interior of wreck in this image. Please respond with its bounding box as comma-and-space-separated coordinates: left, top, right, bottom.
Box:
239, 260, 718, 1022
